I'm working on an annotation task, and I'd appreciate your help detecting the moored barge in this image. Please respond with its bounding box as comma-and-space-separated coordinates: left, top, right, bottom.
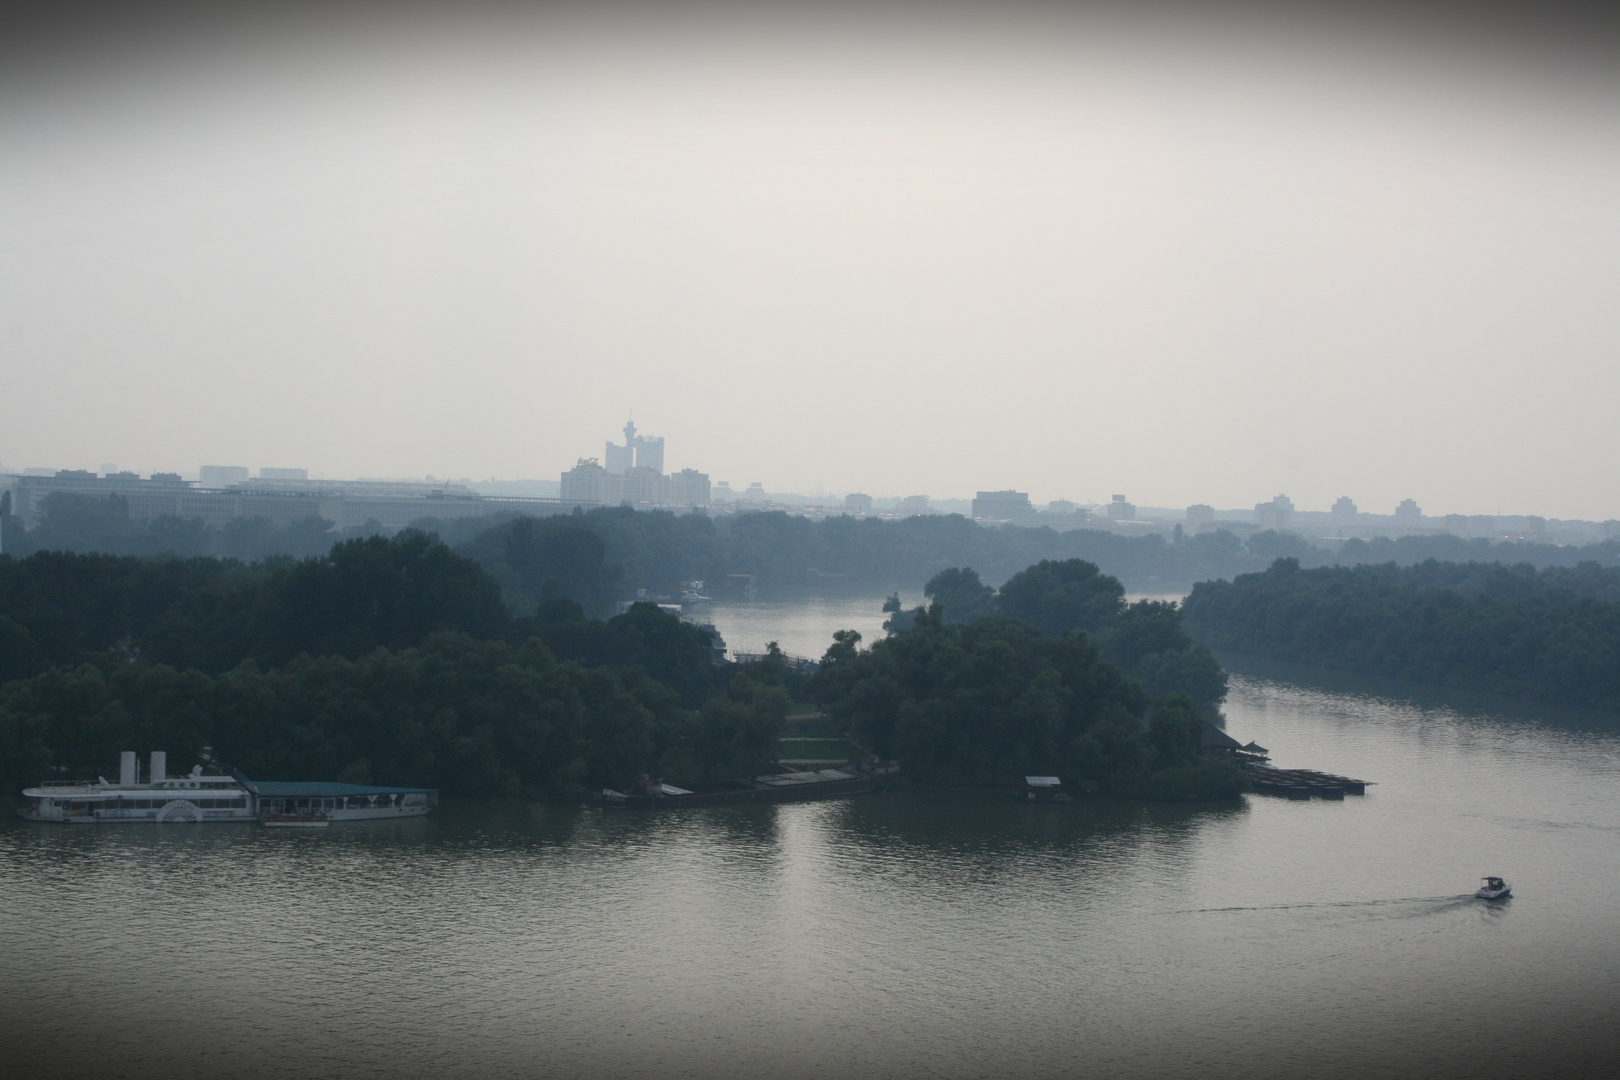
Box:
604, 768, 879, 808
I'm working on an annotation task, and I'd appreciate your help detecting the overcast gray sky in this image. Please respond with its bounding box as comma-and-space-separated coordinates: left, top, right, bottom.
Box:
2, 1, 1616, 518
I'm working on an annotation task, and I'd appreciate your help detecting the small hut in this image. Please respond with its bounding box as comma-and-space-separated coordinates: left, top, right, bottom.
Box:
1199, 722, 1245, 759
1024, 776, 1067, 802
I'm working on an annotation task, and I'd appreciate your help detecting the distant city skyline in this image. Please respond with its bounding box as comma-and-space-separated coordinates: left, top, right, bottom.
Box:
2, 4, 1616, 520
4, 454, 1614, 529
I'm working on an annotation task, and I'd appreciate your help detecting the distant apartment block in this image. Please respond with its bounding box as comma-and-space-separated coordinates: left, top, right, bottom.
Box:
1394, 499, 1422, 526
1186, 504, 1215, 526
972, 490, 1034, 521
1443, 514, 1468, 535
1330, 497, 1358, 528
561, 458, 619, 504
259, 468, 308, 481
1254, 495, 1295, 530
200, 465, 250, 488
668, 469, 711, 506
1106, 495, 1135, 521
744, 483, 765, 501
844, 493, 874, 515
900, 495, 930, 515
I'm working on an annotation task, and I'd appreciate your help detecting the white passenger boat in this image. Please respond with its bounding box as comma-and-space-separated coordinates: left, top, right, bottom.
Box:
17, 752, 255, 823
1475, 876, 1512, 900
17, 751, 439, 825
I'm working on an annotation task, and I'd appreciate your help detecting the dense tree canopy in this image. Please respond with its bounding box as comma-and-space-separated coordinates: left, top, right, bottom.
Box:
1182, 558, 1620, 712
809, 610, 1242, 800
879, 560, 1226, 718
0, 534, 506, 678
9, 494, 1620, 599
995, 559, 1125, 636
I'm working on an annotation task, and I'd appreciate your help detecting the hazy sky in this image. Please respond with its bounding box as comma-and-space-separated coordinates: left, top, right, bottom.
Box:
3, 1, 1617, 518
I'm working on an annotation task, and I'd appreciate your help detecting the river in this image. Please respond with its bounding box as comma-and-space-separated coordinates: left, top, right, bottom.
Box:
2, 599, 1617, 1078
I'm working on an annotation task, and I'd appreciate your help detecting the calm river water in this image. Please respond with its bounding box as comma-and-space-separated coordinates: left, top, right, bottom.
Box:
3, 600, 1618, 1079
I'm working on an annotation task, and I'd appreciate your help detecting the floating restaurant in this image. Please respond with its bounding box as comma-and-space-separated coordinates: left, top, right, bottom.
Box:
17, 751, 437, 824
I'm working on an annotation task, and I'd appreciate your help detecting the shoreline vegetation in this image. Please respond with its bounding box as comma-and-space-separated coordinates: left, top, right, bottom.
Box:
1183, 558, 1620, 714
6, 492, 1619, 599
0, 527, 1244, 803
7, 503, 1611, 804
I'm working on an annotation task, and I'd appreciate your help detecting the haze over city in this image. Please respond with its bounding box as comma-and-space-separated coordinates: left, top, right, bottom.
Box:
3, 0, 1617, 518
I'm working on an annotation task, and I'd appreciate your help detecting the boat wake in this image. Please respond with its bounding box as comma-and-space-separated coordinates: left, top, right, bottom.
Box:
1169, 894, 1476, 915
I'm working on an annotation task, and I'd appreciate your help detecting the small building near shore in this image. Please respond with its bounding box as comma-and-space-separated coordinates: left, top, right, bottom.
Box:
1024, 776, 1066, 802
1199, 722, 1245, 759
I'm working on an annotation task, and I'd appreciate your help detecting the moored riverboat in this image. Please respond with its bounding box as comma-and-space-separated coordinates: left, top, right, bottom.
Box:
262, 811, 330, 828
18, 751, 439, 824
603, 768, 878, 808
18, 752, 256, 824
243, 780, 437, 822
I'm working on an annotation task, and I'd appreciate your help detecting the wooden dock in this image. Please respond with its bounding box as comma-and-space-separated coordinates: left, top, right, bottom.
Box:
1240, 763, 1370, 800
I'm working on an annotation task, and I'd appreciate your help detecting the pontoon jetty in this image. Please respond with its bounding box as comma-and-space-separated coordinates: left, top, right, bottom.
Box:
603, 767, 885, 808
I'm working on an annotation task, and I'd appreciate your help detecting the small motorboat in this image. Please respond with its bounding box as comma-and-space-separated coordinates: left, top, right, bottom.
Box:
1475, 876, 1511, 900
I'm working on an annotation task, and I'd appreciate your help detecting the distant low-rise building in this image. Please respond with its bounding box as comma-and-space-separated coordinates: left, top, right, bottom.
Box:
4, 469, 194, 527
200, 466, 249, 488
900, 495, 930, 515
1106, 494, 1135, 522
10, 468, 576, 530
259, 468, 308, 481
972, 490, 1034, 521
844, 492, 874, 515
1186, 504, 1215, 526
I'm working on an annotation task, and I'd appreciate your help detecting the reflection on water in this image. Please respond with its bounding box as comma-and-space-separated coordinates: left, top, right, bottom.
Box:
3, 673, 1619, 1079
699, 594, 906, 659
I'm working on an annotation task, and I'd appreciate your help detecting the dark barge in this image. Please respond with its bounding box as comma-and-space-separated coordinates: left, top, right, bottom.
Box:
603, 768, 881, 808
1240, 762, 1371, 800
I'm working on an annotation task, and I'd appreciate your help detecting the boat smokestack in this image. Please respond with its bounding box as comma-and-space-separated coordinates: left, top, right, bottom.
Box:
120, 752, 137, 787
150, 751, 166, 783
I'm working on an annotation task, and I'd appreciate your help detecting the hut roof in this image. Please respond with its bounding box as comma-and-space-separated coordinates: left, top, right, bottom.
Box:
1200, 722, 1244, 751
